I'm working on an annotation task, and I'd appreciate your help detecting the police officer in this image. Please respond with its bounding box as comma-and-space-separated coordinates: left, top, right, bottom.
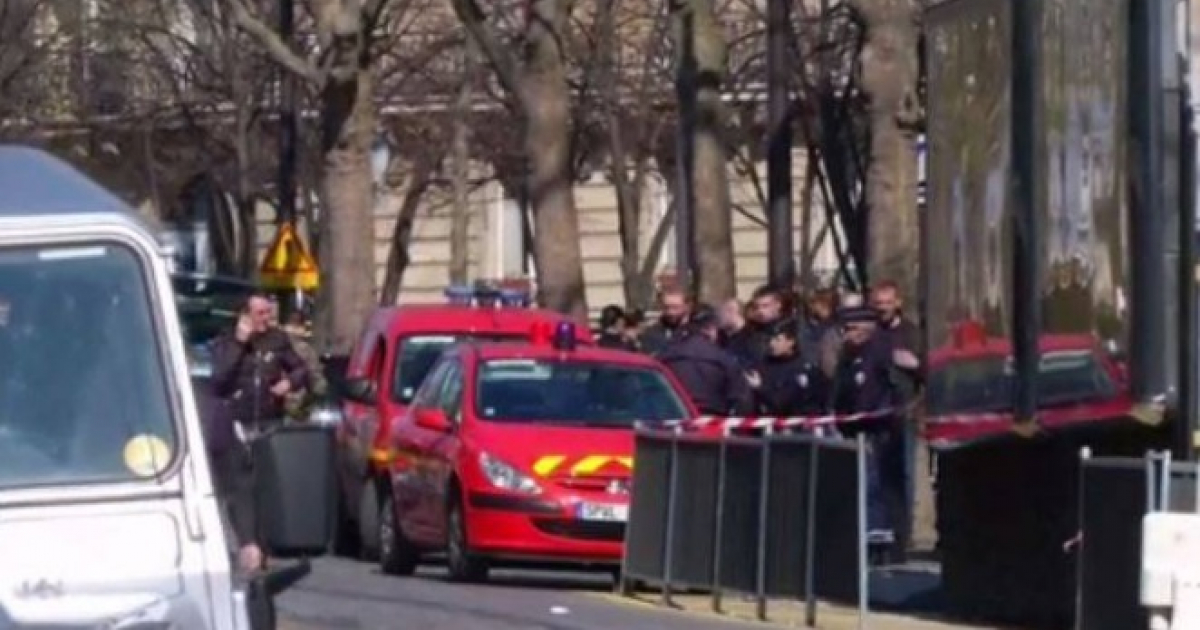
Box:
597, 304, 639, 351
830, 306, 905, 560
659, 305, 755, 417
745, 318, 829, 420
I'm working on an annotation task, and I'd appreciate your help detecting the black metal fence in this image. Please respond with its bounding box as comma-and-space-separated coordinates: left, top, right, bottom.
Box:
1077, 451, 1200, 630
619, 429, 869, 626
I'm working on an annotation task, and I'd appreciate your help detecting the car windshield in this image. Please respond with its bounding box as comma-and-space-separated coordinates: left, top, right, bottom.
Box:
475, 359, 688, 427
927, 349, 1118, 415
0, 243, 178, 489
392, 334, 521, 403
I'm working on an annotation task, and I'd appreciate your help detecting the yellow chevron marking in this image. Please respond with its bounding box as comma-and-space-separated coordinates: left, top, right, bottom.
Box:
532, 455, 567, 477
615, 456, 634, 469
571, 455, 614, 476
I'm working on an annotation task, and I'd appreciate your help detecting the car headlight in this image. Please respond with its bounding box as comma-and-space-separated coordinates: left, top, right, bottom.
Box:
479, 453, 542, 495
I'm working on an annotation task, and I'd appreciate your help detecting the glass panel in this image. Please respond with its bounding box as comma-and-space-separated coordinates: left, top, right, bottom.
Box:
923, 1, 1014, 412
391, 333, 523, 403
0, 243, 178, 489
475, 359, 688, 427
1037, 0, 1130, 359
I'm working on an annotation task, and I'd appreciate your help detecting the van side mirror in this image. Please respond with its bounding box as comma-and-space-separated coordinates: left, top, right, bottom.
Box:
251, 425, 337, 557
414, 407, 451, 432
342, 377, 378, 405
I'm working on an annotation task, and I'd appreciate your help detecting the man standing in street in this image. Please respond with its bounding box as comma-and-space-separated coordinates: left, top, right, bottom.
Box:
659, 305, 755, 417
641, 286, 692, 356
210, 293, 310, 435
870, 280, 923, 561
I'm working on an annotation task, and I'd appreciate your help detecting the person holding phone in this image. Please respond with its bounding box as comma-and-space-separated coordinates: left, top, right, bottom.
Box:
204, 293, 309, 573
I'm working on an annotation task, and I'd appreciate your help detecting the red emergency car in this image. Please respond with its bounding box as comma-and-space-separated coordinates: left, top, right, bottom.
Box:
333, 287, 593, 560
925, 332, 1132, 447
374, 322, 697, 581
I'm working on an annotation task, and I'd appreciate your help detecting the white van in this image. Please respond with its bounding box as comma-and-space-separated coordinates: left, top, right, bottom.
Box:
0, 146, 333, 628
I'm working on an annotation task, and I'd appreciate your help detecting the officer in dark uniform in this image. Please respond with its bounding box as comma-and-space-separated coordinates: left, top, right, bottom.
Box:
658, 305, 755, 417
830, 306, 904, 560
597, 304, 638, 351
746, 318, 829, 419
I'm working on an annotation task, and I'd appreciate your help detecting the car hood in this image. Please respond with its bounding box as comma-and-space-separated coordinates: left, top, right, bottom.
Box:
469, 422, 635, 480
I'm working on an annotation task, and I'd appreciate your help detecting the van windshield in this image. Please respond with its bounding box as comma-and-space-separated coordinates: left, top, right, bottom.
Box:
392, 334, 521, 403
0, 243, 178, 489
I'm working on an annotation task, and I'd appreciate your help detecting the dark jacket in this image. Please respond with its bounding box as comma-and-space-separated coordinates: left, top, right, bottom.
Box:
720, 326, 758, 369
753, 354, 829, 417
210, 327, 309, 428
878, 316, 924, 399
831, 334, 899, 432
641, 319, 686, 356
597, 330, 639, 352
659, 334, 755, 416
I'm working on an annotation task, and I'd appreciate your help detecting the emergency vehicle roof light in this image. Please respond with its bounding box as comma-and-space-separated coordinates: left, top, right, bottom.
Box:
499, 288, 532, 308
445, 285, 475, 305
530, 320, 552, 346
552, 321, 577, 351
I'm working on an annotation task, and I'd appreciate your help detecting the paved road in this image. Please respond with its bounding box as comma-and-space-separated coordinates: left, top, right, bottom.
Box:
277, 557, 761, 630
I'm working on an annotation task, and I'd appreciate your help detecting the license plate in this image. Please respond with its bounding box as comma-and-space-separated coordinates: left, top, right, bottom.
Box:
576, 502, 629, 522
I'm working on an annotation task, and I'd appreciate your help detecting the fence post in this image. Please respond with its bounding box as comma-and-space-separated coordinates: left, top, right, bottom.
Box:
804, 437, 820, 627
755, 426, 775, 622
1074, 447, 1092, 630
711, 426, 732, 613
856, 433, 869, 630
661, 425, 683, 607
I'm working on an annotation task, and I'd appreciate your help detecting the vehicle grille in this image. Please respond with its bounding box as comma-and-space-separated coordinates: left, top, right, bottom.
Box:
532, 518, 626, 542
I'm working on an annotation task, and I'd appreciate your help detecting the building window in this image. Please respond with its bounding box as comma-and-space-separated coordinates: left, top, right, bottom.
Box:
489, 186, 530, 280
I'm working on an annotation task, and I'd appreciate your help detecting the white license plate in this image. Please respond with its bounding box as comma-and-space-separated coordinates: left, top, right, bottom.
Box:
576, 502, 629, 522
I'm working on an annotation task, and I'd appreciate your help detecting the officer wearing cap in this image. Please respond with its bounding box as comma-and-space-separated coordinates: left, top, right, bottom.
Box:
658, 304, 755, 417
745, 317, 829, 419
831, 305, 905, 559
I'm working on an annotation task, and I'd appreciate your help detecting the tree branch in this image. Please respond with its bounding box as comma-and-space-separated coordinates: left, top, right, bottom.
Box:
449, 0, 523, 100
226, 0, 323, 84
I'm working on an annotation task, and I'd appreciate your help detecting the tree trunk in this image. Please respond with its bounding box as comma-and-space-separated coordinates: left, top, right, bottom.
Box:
449, 41, 476, 285
854, 0, 920, 298
379, 172, 431, 305
521, 0, 586, 318
676, 0, 736, 304
317, 69, 377, 354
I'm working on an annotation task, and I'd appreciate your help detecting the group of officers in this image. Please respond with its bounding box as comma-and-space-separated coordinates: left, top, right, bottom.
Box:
202, 282, 923, 577
597, 282, 923, 560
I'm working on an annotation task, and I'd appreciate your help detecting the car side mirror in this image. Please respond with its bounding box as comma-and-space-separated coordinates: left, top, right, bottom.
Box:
251, 425, 337, 557
414, 407, 451, 432
342, 377, 377, 405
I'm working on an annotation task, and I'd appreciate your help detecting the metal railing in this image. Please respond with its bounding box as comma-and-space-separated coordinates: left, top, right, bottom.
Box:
617, 427, 872, 628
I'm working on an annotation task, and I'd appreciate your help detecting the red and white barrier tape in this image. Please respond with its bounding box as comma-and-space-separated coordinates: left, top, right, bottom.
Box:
654, 404, 999, 432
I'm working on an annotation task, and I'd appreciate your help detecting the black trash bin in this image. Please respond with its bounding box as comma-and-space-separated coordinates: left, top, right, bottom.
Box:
252, 424, 337, 557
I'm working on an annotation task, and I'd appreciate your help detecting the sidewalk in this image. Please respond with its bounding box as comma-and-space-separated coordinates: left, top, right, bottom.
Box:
605, 591, 1003, 630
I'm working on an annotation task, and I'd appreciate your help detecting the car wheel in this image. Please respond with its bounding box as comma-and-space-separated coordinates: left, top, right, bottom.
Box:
357, 480, 381, 562
379, 494, 419, 576
446, 495, 488, 583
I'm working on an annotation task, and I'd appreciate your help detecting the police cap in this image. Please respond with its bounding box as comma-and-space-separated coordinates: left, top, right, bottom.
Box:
838, 306, 878, 325
689, 304, 719, 330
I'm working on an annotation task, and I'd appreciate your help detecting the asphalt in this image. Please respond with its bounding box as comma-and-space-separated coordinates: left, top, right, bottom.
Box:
276, 557, 765, 630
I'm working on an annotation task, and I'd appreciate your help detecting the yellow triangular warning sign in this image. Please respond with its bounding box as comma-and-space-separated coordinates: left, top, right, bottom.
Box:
259, 222, 320, 291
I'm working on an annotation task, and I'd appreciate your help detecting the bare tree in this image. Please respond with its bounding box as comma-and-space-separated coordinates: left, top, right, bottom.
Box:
588, 0, 677, 309
0, 0, 49, 136
849, 0, 922, 296
452, 0, 588, 318
672, 0, 736, 303
224, 0, 406, 351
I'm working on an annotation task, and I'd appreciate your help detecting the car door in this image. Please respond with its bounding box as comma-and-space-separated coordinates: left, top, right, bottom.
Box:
340, 332, 385, 509
391, 360, 451, 543
425, 360, 466, 540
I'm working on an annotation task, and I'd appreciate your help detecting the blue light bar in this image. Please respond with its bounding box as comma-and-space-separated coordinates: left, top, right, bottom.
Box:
444, 285, 475, 305
499, 288, 532, 308
552, 321, 577, 351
